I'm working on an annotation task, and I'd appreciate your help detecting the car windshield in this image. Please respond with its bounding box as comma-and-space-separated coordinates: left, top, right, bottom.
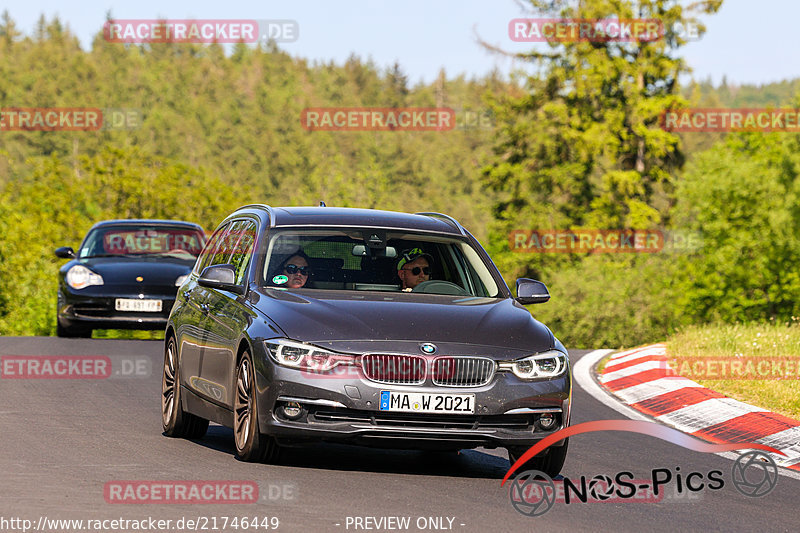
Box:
79, 225, 206, 259
261, 228, 501, 297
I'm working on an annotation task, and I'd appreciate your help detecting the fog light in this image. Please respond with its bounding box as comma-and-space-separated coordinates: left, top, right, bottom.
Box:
537, 413, 557, 430
282, 402, 303, 419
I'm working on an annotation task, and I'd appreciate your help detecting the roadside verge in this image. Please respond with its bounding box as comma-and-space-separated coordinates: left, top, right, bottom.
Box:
594, 344, 800, 472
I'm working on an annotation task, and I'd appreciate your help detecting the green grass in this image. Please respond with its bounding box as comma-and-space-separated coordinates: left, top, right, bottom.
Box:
92, 329, 164, 340
596, 353, 612, 375
666, 320, 800, 420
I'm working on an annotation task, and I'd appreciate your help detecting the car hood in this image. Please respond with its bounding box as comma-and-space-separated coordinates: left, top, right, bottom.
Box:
255, 289, 555, 354
71, 257, 195, 286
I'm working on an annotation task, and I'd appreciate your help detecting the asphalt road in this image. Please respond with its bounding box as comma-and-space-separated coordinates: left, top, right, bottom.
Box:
0, 337, 797, 533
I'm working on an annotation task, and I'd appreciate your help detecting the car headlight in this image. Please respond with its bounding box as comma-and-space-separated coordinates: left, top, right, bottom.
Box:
65, 265, 104, 290
265, 339, 356, 372
498, 350, 568, 379
175, 274, 189, 287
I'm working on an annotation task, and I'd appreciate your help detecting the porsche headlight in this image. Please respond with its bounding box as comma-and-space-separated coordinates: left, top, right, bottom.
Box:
265, 339, 356, 372
498, 350, 568, 380
175, 274, 189, 287
65, 265, 104, 290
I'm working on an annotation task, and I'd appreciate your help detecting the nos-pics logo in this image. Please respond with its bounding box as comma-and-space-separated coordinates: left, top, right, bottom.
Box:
508, 451, 779, 517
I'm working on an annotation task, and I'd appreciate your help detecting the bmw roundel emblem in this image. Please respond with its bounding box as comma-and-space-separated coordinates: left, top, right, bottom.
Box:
420, 343, 437, 355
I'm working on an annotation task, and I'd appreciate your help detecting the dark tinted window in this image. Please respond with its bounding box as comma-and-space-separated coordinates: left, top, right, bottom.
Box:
79, 224, 205, 259
261, 228, 500, 297
194, 223, 229, 274
207, 220, 243, 268
229, 221, 257, 285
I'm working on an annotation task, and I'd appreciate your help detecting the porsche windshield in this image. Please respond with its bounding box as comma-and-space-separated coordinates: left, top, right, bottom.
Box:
262, 228, 501, 297
79, 225, 206, 258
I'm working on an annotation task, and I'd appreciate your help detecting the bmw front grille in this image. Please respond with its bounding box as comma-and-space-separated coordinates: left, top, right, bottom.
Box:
360, 354, 495, 386
431, 356, 495, 387
361, 354, 426, 385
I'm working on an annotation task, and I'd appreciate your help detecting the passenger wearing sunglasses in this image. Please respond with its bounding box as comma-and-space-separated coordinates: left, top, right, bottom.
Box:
279, 253, 311, 288
397, 248, 434, 291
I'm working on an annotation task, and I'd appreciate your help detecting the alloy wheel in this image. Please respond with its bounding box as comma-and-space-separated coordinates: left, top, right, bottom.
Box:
162, 339, 177, 426
235, 358, 252, 451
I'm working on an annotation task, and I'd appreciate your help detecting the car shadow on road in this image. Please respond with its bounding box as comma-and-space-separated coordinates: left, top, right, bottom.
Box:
191, 424, 511, 479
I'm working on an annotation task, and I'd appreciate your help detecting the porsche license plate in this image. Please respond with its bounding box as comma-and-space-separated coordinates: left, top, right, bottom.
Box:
115, 299, 162, 312
379, 391, 475, 414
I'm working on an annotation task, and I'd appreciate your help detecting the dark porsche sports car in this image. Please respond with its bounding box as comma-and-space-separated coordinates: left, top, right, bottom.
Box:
162, 205, 571, 475
55, 219, 206, 337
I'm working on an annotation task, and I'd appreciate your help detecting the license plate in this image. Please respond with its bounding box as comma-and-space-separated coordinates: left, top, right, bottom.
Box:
115, 298, 162, 312
379, 391, 475, 414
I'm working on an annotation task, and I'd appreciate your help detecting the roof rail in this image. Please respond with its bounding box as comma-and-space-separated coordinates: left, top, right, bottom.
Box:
236, 204, 276, 227
415, 212, 466, 236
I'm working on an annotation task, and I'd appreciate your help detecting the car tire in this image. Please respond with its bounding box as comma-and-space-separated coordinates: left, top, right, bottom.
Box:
56, 319, 92, 338
507, 438, 569, 478
162, 335, 209, 439
234, 350, 280, 463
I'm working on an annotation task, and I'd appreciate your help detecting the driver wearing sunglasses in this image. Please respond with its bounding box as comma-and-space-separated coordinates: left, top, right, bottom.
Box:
281, 253, 311, 288
397, 248, 434, 291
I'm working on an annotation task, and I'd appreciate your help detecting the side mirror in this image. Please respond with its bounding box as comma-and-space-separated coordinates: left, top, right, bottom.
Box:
515, 278, 550, 305
198, 264, 244, 294
55, 246, 76, 259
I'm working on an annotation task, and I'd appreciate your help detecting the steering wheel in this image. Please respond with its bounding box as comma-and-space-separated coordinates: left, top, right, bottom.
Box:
411, 280, 469, 296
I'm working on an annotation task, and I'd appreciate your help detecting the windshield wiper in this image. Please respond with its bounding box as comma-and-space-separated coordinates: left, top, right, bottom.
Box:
149, 251, 197, 257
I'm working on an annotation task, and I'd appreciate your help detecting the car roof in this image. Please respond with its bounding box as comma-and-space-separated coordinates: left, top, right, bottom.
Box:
89, 219, 204, 230
235, 205, 466, 236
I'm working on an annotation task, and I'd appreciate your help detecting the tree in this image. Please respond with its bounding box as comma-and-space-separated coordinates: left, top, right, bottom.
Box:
480, 0, 722, 280
386, 61, 409, 107
0, 145, 240, 335
0, 10, 21, 45
673, 132, 800, 322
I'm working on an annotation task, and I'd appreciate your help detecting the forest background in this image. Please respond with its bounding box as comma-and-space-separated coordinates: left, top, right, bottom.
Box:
2, 1, 799, 348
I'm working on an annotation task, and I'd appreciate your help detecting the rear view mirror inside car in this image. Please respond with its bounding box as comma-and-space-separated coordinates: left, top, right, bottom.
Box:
352, 244, 397, 258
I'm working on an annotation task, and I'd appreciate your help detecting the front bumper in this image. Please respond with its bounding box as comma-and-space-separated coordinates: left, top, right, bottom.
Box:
254, 351, 571, 450
57, 286, 176, 330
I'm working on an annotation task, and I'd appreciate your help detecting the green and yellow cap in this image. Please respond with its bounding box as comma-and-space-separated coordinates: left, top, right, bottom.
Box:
397, 247, 433, 270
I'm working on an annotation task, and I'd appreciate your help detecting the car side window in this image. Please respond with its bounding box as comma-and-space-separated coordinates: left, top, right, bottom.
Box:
194, 223, 229, 275
229, 221, 257, 285
206, 220, 243, 268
